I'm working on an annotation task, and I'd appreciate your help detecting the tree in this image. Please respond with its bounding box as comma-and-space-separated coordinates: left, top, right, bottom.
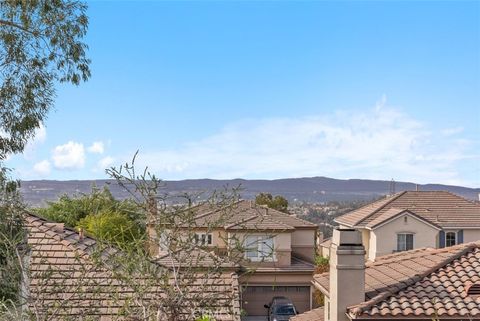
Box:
0, 169, 25, 303
35, 185, 144, 247
0, 0, 90, 160
255, 193, 289, 213
77, 210, 144, 246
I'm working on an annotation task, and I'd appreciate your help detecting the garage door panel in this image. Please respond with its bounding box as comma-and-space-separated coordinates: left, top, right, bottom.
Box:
241, 286, 311, 316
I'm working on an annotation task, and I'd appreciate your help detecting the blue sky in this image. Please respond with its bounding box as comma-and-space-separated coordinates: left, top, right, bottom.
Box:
6, 1, 480, 187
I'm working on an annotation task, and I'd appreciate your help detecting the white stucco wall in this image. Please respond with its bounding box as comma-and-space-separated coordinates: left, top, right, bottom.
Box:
370, 213, 439, 259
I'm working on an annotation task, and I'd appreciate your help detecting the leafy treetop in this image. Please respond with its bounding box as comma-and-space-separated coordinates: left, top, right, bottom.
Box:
0, 0, 90, 159
255, 192, 289, 213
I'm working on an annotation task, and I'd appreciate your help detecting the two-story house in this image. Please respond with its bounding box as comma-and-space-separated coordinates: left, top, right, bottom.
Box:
147, 199, 319, 317
292, 228, 480, 321
25, 213, 241, 320
334, 191, 480, 261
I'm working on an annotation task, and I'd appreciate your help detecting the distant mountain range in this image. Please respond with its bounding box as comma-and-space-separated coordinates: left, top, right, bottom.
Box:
19, 177, 480, 207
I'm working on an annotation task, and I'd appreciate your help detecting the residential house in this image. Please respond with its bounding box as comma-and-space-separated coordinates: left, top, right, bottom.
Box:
292, 228, 480, 321
25, 213, 241, 320
335, 191, 480, 261
147, 199, 319, 317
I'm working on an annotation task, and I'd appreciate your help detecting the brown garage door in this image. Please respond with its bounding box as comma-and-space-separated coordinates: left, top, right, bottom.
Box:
241, 285, 311, 316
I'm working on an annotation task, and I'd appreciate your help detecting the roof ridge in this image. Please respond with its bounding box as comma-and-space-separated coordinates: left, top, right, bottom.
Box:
366, 241, 480, 266
442, 190, 480, 207
26, 212, 95, 260
193, 199, 244, 221
355, 191, 407, 226
348, 242, 479, 316
224, 214, 258, 229
367, 208, 441, 230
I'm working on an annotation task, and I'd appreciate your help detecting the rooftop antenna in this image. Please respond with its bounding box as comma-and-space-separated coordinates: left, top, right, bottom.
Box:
389, 178, 396, 195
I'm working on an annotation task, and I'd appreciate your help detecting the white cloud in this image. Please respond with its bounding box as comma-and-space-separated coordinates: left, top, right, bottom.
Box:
24, 123, 47, 159
33, 160, 51, 176
128, 106, 478, 186
52, 141, 85, 170
441, 126, 464, 136
87, 141, 104, 154
98, 156, 115, 169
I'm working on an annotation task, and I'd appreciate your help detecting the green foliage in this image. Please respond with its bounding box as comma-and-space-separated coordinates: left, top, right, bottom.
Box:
0, 0, 90, 159
77, 211, 144, 246
0, 169, 25, 303
36, 186, 137, 226
255, 192, 289, 213
35, 186, 145, 247
315, 255, 329, 267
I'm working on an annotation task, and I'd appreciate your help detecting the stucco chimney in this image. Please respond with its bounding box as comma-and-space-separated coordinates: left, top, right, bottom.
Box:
329, 228, 365, 321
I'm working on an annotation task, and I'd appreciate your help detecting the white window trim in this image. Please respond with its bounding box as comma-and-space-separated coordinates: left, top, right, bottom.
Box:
445, 230, 458, 247
244, 234, 276, 262
194, 232, 213, 246
396, 232, 414, 252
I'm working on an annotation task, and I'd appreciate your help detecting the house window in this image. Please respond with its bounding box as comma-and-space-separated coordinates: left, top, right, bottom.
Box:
244, 235, 275, 261
194, 233, 213, 246
446, 231, 457, 247
159, 232, 169, 251
397, 233, 414, 251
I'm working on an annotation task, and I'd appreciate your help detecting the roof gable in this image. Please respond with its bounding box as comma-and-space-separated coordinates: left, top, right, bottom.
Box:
336, 191, 480, 229
366, 208, 441, 231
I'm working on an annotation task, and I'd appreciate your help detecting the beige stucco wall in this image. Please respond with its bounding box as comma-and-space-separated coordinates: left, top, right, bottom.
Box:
292, 229, 315, 245
371, 213, 439, 259
368, 231, 377, 261
320, 244, 330, 258
463, 229, 480, 242
360, 229, 370, 259
291, 229, 316, 262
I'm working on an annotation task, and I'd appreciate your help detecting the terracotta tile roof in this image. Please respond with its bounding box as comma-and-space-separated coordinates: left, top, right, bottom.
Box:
26, 213, 241, 320
155, 248, 238, 269
192, 199, 317, 231
290, 306, 324, 321
335, 191, 480, 229
313, 242, 480, 319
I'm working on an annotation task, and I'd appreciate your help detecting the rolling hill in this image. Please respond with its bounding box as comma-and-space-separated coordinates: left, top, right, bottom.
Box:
19, 177, 480, 207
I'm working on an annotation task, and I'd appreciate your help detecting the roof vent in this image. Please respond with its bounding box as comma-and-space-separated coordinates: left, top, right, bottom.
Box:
466, 283, 480, 298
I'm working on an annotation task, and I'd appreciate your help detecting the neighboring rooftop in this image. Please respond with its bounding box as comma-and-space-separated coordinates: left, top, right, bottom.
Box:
335, 191, 480, 229
186, 199, 318, 231
26, 213, 241, 320
312, 242, 480, 320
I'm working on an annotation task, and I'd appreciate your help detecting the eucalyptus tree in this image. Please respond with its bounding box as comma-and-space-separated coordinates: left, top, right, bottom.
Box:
0, 0, 90, 311
0, 0, 90, 159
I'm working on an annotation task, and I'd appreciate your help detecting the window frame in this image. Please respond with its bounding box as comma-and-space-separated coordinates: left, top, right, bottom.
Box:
445, 231, 457, 247
397, 233, 414, 252
194, 232, 213, 246
244, 234, 276, 262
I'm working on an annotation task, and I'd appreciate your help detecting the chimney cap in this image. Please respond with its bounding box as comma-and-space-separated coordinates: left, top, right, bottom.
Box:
332, 228, 362, 246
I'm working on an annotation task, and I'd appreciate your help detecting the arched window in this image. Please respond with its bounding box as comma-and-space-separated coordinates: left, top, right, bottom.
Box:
446, 232, 457, 247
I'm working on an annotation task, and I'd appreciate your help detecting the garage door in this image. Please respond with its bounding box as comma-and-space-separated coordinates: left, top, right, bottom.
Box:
241, 286, 311, 316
